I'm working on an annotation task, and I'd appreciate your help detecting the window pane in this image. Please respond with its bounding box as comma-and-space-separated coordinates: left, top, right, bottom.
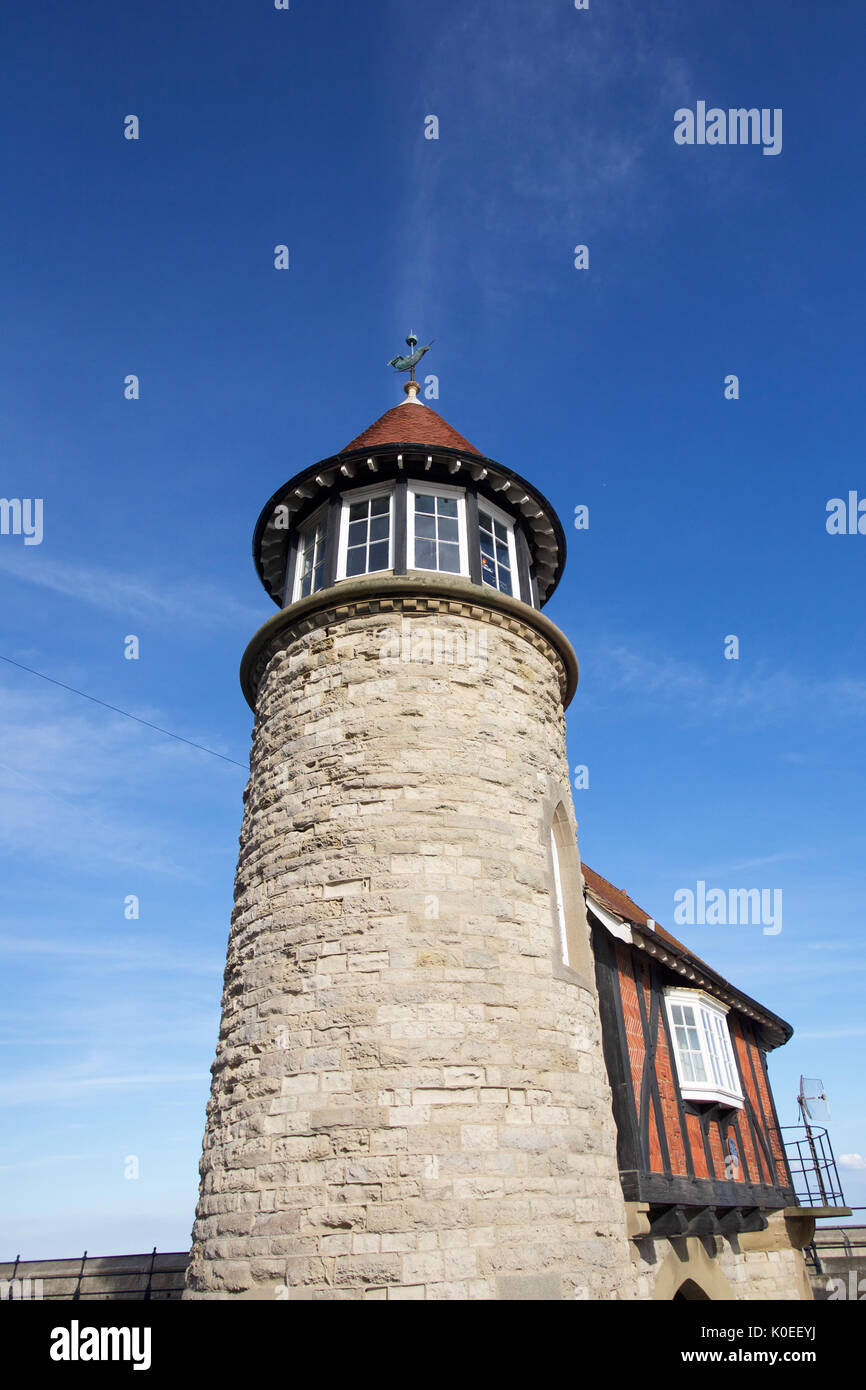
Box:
415, 513, 436, 539
348, 518, 368, 547
438, 516, 459, 543
369, 514, 389, 542
701, 1014, 724, 1088
438, 541, 460, 573
296, 517, 327, 599
370, 495, 390, 517
414, 493, 435, 514
345, 546, 367, 577
368, 540, 389, 571
439, 496, 458, 517
713, 1013, 739, 1093
415, 538, 436, 569
550, 830, 569, 966
349, 501, 367, 522
478, 510, 516, 597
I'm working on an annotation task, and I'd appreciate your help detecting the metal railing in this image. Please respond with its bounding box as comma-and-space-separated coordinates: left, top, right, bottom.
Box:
804, 1211, 866, 1276
781, 1124, 848, 1208
0, 1248, 188, 1301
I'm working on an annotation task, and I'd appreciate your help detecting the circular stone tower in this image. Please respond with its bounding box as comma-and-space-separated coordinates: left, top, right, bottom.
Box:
185, 378, 636, 1301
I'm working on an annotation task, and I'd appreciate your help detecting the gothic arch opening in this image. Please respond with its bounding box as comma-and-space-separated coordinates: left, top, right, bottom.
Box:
673, 1279, 711, 1301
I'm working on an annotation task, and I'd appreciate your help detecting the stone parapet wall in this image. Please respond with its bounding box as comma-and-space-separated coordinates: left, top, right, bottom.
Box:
0, 1253, 187, 1301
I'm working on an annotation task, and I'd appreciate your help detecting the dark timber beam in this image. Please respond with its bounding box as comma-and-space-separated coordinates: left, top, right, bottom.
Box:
649, 1205, 689, 1238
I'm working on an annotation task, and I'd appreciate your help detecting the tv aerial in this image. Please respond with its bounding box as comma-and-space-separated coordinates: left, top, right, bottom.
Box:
798, 1076, 831, 1126
797, 1077, 832, 1206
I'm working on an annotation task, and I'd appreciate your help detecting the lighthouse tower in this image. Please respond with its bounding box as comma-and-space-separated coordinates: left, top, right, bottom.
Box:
186, 357, 636, 1300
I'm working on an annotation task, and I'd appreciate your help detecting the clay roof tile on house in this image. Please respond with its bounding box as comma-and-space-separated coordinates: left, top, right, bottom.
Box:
342, 401, 481, 456
581, 862, 792, 1043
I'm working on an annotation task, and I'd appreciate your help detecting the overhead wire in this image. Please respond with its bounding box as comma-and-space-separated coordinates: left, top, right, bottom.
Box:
0, 654, 247, 770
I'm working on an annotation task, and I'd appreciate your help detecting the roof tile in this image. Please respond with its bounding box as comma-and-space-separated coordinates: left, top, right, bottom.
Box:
342, 402, 480, 455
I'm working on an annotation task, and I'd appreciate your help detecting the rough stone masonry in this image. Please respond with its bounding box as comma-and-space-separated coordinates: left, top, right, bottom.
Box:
184, 588, 639, 1300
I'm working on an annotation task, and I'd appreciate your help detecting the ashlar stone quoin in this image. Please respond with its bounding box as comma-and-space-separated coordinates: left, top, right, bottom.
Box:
184, 388, 643, 1301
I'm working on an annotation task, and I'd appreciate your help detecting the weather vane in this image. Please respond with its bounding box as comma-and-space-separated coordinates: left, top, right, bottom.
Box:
388, 333, 433, 396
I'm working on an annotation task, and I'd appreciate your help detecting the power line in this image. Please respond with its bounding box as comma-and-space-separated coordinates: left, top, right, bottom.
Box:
0, 653, 248, 770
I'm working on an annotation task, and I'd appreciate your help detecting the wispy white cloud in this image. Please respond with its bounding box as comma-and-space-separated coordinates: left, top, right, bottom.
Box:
0, 1072, 206, 1106
795, 1028, 866, 1040
0, 1154, 86, 1172
840, 1154, 866, 1171
0, 933, 222, 976
390, 0, 696, 319
0, 684, 240, 875
584, 642, 866, 726
0, 551, 262, 629
680, 850, 815, 879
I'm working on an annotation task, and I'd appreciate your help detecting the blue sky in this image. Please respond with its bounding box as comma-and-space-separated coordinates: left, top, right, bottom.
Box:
1, 0, 864, 1258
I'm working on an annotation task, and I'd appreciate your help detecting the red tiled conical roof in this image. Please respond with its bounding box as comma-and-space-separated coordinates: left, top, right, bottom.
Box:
342, 401, 481, 455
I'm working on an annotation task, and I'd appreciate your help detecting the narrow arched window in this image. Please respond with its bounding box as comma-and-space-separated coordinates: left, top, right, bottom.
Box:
550, 828, 569, 966
548, 802, 593, 980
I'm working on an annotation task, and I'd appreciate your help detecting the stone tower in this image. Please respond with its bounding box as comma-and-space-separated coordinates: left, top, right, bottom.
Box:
185, 376, 637, 1301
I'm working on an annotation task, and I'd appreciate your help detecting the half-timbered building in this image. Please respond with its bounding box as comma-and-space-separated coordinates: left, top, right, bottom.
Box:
583, 864, 821, 1298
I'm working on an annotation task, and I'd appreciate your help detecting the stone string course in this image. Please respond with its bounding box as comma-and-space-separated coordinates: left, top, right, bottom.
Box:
245, 593, 572, 706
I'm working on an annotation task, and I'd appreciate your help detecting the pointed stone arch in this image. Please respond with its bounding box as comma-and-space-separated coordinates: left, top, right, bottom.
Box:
650, 1237, 736, 1300
673, 1278, 711, 1301
542, 789, 594, 986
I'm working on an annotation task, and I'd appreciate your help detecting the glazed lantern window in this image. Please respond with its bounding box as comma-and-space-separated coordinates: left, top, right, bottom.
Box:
338, 488, 393, 579
407, 482, 469, 577
294, 510, 328, 600
282, 467, 549, 609
479, 505, 518, 598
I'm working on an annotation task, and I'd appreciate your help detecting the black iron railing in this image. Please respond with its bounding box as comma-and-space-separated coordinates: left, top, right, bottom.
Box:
781, 1125, 847, 1208
804, 1210, 866, 1275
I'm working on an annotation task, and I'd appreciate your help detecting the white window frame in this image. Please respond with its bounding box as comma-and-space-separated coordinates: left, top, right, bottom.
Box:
292, 504, 329, 602
407, 480, 469, 578
664, 988, 744, 1109
477, 496, 521, 601
336, 483, 394, 581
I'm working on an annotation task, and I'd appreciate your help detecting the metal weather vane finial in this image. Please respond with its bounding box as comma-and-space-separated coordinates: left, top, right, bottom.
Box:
387, 333, 434, 383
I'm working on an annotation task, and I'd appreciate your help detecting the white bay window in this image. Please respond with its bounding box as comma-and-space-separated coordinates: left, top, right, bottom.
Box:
665, 988, 743, 1109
